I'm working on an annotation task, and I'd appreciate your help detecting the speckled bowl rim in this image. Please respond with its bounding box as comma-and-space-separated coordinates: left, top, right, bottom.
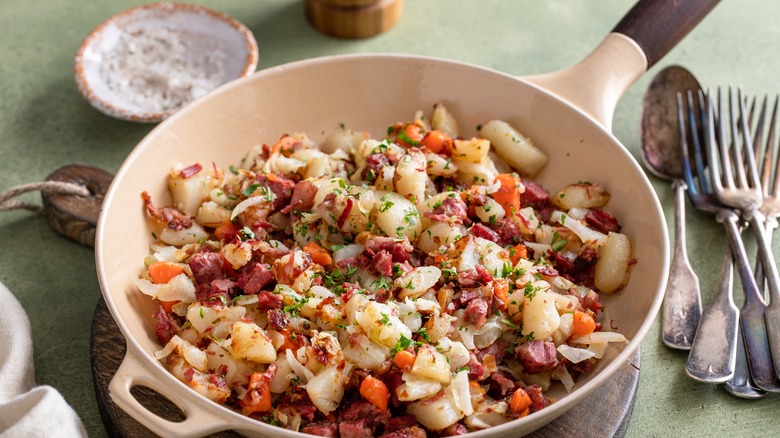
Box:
73, 2, 259, 123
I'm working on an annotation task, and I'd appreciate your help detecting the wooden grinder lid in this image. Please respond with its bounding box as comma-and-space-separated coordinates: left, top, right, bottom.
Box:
305, 0, 404, 39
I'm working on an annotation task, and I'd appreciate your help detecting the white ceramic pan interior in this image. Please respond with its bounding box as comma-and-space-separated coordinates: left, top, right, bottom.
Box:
95, 1, 718, 436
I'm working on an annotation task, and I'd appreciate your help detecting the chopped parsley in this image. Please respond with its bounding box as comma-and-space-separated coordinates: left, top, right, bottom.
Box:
551, 231, 567, 251
390, 334, 414, 355
238, 226, 255, 241
379, 313, 391, 326
379, 197, 395, 213
524, 281, 538, 299
371, 277, 391, 290
283, 296, 309, 316
418, 328, 431, 343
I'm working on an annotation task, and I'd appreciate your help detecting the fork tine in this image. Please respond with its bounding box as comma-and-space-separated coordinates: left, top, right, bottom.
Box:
737, 88, 762, 190
708, 89, 726, 194
679, 92, 698, 196
768, 96, 780, 198
688, 90, 710, 194
727, 87, 749, 190
753, 96, 770, 194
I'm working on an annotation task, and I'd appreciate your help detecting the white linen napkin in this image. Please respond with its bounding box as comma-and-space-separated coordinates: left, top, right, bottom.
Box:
0, 281, 87, 437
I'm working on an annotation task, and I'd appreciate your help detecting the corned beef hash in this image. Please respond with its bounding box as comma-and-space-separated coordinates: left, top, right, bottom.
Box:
137, 104, 633, 437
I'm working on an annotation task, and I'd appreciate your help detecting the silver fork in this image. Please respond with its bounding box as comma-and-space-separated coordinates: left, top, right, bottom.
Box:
707, 87, 780, 390
682, 90, 739, 383
724, 95, 776, 398
682, 89, 779, 389
753, 96, 780, 286
754, 96, 780, 381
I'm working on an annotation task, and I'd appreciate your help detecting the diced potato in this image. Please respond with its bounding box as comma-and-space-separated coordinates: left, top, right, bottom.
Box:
450, 235, 507, 274
475, 196, 505, 224
595, 232, 631, 293
397, 372, 443, 401
231, 321, 277, 364
306, 365, 347, 415
168, 167, 217, 216
321, 129, 368, 155
480, 120, 548, 177
425, 152, 458, 177
450, 138, 490, 164
411, 344, 451, 383
395, 266, 442, 300
356, 301, 413, 348
182, 367, 231, 403
220, 241, 252, 270
205, 342, 253, 387
435, 338, 471, 371
195, 201, 231, 227
431, 103, 460, 138
394, 150, 428, 204
407, 387, 464, 430
373, 192, 422, 240
417, 222, 466, 254
453, 159, 497, 186
342, 330, 391, 371
551, 182, 610, 210
422, 311, 453, 344
159, 222, 208, 246
522, 290, 561, 340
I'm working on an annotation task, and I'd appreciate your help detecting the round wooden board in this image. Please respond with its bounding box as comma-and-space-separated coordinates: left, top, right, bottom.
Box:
91, 297, 640, 437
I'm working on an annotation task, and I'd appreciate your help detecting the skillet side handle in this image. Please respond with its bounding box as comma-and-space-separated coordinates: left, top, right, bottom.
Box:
109, 343, 234, 437
613, 0, 720, 68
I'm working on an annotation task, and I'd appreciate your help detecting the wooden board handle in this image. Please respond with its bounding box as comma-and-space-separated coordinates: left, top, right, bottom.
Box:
613, 0, 720, 67
41, 164, 114, 247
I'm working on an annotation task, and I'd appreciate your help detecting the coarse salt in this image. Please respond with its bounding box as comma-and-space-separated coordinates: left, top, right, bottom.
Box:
98, 27, 226, 113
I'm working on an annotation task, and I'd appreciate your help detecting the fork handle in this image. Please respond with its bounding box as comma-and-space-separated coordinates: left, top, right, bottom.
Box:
613, 0, 720, 67
719, 211, 780, 391
662, 180, 702, 350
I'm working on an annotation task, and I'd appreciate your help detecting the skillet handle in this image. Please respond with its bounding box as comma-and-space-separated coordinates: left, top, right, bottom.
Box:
109, 343, 235, 437
613, 0, 721, 68
523, 0, 719, 130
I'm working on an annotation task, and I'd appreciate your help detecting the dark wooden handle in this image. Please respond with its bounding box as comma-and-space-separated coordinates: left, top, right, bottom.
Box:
613, 0, 720, 67
41, 164, 114, 247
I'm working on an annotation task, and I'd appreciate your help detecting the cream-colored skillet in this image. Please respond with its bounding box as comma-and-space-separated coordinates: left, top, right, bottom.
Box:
95, 0, 719, 436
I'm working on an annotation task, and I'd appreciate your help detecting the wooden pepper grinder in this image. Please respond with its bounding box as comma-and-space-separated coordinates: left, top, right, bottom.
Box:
305, 0, 403, 39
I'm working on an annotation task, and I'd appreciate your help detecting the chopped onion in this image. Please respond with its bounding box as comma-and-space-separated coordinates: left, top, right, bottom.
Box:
135, 274, 196, 303
286, 348, 315, 384
450, 371, 474, 416
523, 241, 553, 259
558, 365, 576, 393
332, 243, 364, 263
306, 365, 347, 415
567, 207, 589, 220
550, 210, 607, 245
558, 344, 597, 363
155, 335, 207, 371
230, 196, 267, 221
569, 331, 629, 344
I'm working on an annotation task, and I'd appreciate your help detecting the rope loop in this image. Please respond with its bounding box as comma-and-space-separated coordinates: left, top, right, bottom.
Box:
0, 181, 90, 214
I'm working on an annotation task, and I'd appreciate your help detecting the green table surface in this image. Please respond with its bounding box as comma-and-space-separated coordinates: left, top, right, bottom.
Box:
1, 1, 779, 436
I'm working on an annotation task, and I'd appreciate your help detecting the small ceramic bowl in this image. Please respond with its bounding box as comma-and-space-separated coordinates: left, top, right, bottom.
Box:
74, 2, 258, 123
